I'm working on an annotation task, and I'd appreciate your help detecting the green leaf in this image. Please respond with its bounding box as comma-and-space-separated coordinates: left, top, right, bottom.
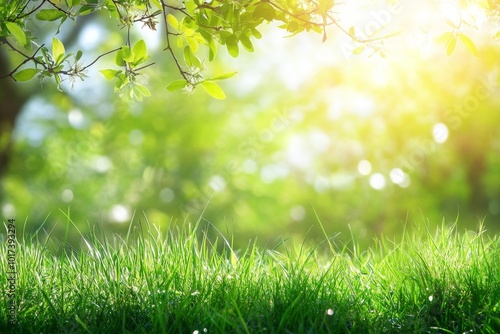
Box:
459, 33, 478, 57
133, 40, 147, 60
135, 84, 151, 97
201, 81, 226, 100
150, 0, 162, 9
446, 36, 457, 55
226, 35, 239, 58
100, 69, 121, 80
114, 72, 128, 90
67, 0, 82, 6
186, 37, 198, 53
75, 50, 83, 61
435, 32, 454, 45
52, 38, 65, 65
183, 46, 201, 68
13, 68, 39, 81
352, 45, 365, 54
208, 72, 237, 81
6, 22, 27, 46
114, 49, 125, 66
318, 0, 334, 15
121, 46, 133, 62
286, 21, 300, 34
36, 9, 66, 21
208, 38, 217, 61
349, 26, 356, 37
132, 39, 149, 66
167, 80, 188, 92
435, 32, 457, 56
54, 73, 62, 90
176, 36, 184, 48
253, 3, 275, 21
181, 27, 195, 37
239, 34, 254, 52
251, 28, 262, 39
79, 5, 95, 15
167, 14, 179, 30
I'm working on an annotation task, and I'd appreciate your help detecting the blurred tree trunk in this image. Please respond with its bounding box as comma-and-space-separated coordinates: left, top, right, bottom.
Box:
0, 16, 93, 180
0, 48, 26, 178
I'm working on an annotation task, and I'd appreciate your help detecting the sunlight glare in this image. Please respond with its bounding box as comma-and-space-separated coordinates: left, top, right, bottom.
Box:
438, 2, 461, 26
327, 90, 375, 119
461, 3, 487, 28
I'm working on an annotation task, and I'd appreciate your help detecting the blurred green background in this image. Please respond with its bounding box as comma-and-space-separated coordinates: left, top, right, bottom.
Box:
1, 7, 500, 249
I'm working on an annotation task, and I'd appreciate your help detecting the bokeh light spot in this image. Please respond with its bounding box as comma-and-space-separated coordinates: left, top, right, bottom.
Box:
209, 175, 226, 192
110, 205, 131, 223
68, 109, 85, 129
129, 129, 144, 146
389, 168, 411, 188
160, 188, 175, 203
432, 123, 449, 144
91, 156, 112, 173
61, 189, 74, 202
358, 160, 372, 176
290, 205, 306, 222
369, 173, 386, 190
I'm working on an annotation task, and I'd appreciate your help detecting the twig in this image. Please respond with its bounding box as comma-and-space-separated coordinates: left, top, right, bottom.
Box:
80, 47, 122, 72
0, 41, 45, 79
161, 0, 191, 84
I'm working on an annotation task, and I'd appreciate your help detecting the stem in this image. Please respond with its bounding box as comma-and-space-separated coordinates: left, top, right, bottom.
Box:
0, 41, 46, 79
161, 0, 191, 84
81, 47, 122, 72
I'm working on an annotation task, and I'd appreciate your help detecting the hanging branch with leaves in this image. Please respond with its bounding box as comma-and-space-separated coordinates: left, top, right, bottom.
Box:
0, 0, 495, 100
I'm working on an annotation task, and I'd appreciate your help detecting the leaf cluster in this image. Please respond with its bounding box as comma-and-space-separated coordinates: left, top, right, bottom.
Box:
0, 0, 341, 100
1, 0, 498, 99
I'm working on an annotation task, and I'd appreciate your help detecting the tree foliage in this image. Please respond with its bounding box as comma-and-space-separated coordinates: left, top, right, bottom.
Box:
0, 0, 343, 100
2, 0, 499, 100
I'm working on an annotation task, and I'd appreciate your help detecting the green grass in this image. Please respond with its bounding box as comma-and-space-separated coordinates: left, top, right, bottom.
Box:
1, 218, 500, 333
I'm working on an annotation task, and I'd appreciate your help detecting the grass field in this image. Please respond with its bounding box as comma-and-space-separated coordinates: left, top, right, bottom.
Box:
1, 217, 500, 333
